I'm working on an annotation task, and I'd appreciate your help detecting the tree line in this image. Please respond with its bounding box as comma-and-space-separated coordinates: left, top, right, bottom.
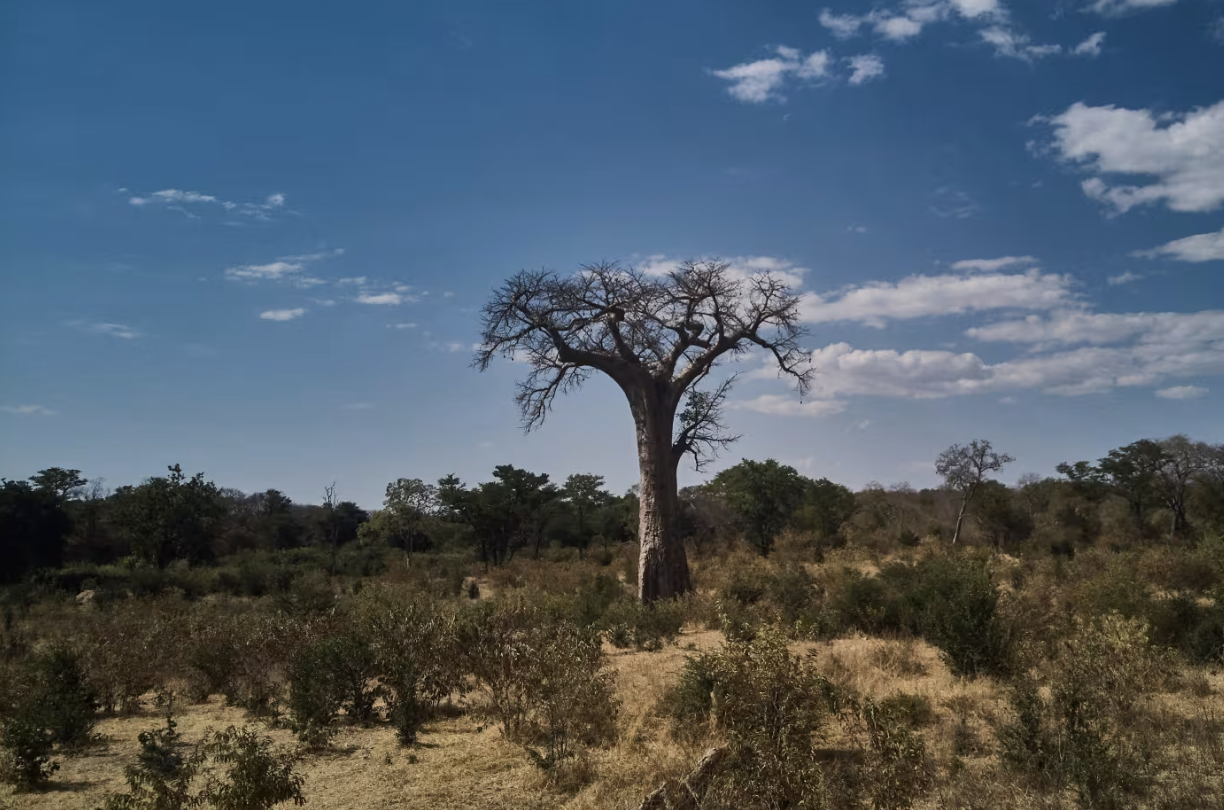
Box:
4, 433, 1223, 587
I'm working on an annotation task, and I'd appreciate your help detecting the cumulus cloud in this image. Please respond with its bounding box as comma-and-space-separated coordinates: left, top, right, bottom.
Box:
799, 269, 1075, 327
710, 46, 831, 103
1040, 100, 1224, 214
639, 255, 810, 288
1087, 0, 1177, 16
1137, 224, 1224, 262
950, 255, 1039, 272
260, 308, 306, 321
847, 54, 886, 85
1156, 385, 1207, 399
2, 404, 56, 416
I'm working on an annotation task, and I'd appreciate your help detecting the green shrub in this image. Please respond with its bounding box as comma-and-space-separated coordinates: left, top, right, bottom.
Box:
33, 645, 98, 748
286, 637, 347, 747
356, 587, 466, 744
857, 697, 932, 810
701, 627, 837, 808
0, 714, 58, 790
767, 565, 817, 626
661, 651, 718, 740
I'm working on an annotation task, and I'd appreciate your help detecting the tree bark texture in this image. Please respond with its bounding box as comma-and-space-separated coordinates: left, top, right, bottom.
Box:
632, 385, 692, 602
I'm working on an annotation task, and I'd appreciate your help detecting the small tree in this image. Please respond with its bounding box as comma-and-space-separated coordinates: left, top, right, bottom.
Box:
710, 459, 808, 556
383, 478, 438, 563
935, 440, 1014, 544
560, 474, 612, 558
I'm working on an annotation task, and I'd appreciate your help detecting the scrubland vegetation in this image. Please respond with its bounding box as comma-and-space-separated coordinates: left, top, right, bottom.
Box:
3, 433, 1224, 809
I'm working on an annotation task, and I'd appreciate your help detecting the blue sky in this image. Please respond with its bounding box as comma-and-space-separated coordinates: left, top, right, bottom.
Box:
3, 0, 1222, 508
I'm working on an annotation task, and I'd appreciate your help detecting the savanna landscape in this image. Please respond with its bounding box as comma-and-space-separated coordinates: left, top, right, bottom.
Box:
5, 1, 1224, 809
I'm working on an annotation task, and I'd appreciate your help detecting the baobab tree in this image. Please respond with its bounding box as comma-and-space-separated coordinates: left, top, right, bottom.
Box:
935, 439, 1015, 544
475, 260, 810, 601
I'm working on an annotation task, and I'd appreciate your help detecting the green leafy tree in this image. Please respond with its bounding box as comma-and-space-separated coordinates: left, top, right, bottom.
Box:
560, 473, 612, 557
383, 478, 438, 562
29, 467, 87, 500
793, 477, 858, 540
0, 479, 72, 582
710, 459, 808, 556
114, 465, 226, 567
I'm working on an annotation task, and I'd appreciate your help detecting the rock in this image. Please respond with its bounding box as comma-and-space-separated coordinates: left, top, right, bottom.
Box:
76, 589, 96, 605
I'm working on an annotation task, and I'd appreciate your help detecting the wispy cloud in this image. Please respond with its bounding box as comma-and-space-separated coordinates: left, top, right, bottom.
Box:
260, 308, 307, 321
639, 255, 809, 288
929, 186, 979, 219
1136, 225, 1224, 262
1072, 32, 1106, 57
127, 188, 287, 220
1107, 271, 1143, 285
1087, 0, 1177, 17
72, 321, 139, 339
2, 404, 56, 416
950, 255, 1039, 272
225, 248, 344, 285
388, 323, 418, 329
1155, 385, 1207, 399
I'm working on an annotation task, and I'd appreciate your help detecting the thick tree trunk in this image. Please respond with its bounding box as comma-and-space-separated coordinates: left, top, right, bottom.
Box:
633, 388, 691, 602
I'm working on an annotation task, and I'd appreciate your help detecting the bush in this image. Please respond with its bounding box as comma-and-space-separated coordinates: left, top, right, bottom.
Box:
886, 556, 1013, 677
32, 645, 98, 748
0, 715, 58, 790
699, 627, 838, 808
661, 651, 719, 740
601, 598, 684, 651
102, 724, 305, 810
356, 587, 466, 744
460, 598, 618, 766
285, 632, 377, 747
856, 697, 931, 810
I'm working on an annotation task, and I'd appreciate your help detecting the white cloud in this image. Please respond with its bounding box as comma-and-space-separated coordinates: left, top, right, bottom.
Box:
639, 255, 809, 288
1073, 32, 1106, 57
2, 404, 56, 416
1137, 224, 1224, 262
847, 225, 870, 233
1041, 100, 1224, 214
76, 322, 139, 339
443, 291, 455, 298
950, 255, 1039, 272
1156, 385, 1207, 399
389, 322, 418, 329
819, 9, 866, 38
260, 308, 306, 321
337, 277, 368, 285
445, 342, 468, 353
1088, 0, 1177, 16
980, 26, 1061, 60
225, 248, 343, 284
733, 394, 848, 418
847, 54, 885, 85
356, 292, 406, 305
226, 261, 303, 281
799, 269, 1075, 327
710, 46, 832, 103
966, 309, 1224, 348
1107, 271, 1143, 285
876, 15, 925, 40
126, 187, 287, 219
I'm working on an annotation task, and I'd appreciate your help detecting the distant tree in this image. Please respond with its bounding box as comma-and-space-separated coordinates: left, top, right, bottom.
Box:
710, 459, 809, 556
1151, 435, 1212, 536
476, 260, 810, 601
794, 477, 858, 540
0, 479, 72, 582
560, 474, 611, 558
383, 478, 438, 562
1059, 440, 1165, 535
935, 440, 1015, 544
29, 468, 87, 500
256, 488, 302, 550
974, 480, 1033, 549
113, 465, 226, 567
